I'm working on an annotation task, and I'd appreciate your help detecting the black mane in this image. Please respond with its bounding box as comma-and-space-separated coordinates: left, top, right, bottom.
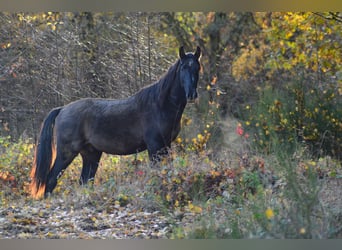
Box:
134, 59, 181, 107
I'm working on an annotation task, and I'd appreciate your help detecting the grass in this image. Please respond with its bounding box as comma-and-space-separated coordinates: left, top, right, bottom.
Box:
0, 117, 341, 238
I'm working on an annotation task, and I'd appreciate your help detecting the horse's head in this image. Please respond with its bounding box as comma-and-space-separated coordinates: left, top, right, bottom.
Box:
178, 46, 201, 100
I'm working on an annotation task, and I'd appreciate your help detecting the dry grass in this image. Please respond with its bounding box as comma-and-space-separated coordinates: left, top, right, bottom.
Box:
0, 118, 341, 238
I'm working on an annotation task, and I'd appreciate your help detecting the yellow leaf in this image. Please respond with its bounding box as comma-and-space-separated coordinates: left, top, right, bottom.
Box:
265, 208, 274, 219
188, 202, 203, 214
46, 232, 53, 237
192, 205, 203, 214
166, 193, 171, 202
285, 31, 293, 39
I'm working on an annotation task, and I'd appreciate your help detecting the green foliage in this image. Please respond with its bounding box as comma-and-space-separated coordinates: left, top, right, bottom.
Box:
0, 136, 34, 202
237, 171, 263, 197
175, 91, 225, 157
243, 80, 341, 158
242, 145, 338, 238
147, 154, 215, 209
274, 150, 322, 238
176, 147, 340, 239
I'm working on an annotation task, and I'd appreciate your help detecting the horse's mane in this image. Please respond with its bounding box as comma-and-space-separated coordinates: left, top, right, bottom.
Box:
135, 59, 180, 107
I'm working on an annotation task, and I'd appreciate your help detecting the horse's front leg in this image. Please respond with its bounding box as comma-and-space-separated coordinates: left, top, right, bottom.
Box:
145, 133, 171, 167
148, 146, 170, 165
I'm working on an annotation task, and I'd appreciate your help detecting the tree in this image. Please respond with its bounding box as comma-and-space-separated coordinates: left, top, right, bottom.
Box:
159, 12, 261, 116
0, 12, 177, 139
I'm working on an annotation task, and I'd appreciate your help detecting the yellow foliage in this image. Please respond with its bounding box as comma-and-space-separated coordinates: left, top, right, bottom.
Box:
188, 202, 203, 214
265, 208, 274, 219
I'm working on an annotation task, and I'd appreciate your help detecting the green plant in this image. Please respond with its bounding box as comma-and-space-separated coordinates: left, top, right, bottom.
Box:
243, 141, 337, 238
0, 136, 34, 201
244, 80, 341, 158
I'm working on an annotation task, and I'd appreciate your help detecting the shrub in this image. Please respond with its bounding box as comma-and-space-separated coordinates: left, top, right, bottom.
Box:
243, 80, 341, 158
0, 136, 34, 202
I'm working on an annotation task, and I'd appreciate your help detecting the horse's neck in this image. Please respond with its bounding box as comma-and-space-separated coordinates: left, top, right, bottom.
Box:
166, 77, 187, 110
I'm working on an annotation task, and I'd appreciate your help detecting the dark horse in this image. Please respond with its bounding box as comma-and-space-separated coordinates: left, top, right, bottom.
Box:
30, 46, 201, 198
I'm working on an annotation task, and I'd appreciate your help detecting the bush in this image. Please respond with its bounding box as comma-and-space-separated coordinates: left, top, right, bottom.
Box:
0, 136, 34, 201
243, 80, 341, 158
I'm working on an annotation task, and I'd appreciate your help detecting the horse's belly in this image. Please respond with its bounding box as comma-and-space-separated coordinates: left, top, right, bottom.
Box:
103, 143, 147, 156
90, 133, 146, 156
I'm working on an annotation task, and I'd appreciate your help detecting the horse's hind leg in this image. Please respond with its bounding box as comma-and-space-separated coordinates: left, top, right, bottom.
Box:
45, 149, 78, 197
79, 148, 102, 185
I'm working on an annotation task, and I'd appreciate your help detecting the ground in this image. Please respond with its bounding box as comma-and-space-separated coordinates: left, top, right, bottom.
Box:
0, 167, 341, 239
0, 118, 341, 239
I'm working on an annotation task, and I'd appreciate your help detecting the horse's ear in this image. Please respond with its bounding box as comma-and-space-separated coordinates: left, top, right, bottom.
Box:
179, 46, 186, 59
194, 46, 201, 60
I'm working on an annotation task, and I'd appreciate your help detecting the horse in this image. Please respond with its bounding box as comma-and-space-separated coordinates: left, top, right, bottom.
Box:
30, 46, 201, 198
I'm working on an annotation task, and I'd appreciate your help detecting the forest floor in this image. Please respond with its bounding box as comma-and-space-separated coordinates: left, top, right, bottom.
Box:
0, 118, 341, 239
0, 195, 178, 239
0, 177, 341, 239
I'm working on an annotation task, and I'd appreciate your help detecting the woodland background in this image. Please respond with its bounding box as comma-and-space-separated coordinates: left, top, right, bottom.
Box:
0, 12, 341, 239
0, 12, 339, 144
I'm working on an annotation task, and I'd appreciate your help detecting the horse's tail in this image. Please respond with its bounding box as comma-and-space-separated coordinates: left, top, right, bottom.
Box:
30, 107, 62, 199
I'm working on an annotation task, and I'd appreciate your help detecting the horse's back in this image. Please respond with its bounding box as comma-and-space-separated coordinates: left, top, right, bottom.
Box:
54, 97, 147, 155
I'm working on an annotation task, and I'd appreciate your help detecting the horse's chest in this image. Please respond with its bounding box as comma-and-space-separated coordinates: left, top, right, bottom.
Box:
143, 106, 183, 142
159, 114, 181, 137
